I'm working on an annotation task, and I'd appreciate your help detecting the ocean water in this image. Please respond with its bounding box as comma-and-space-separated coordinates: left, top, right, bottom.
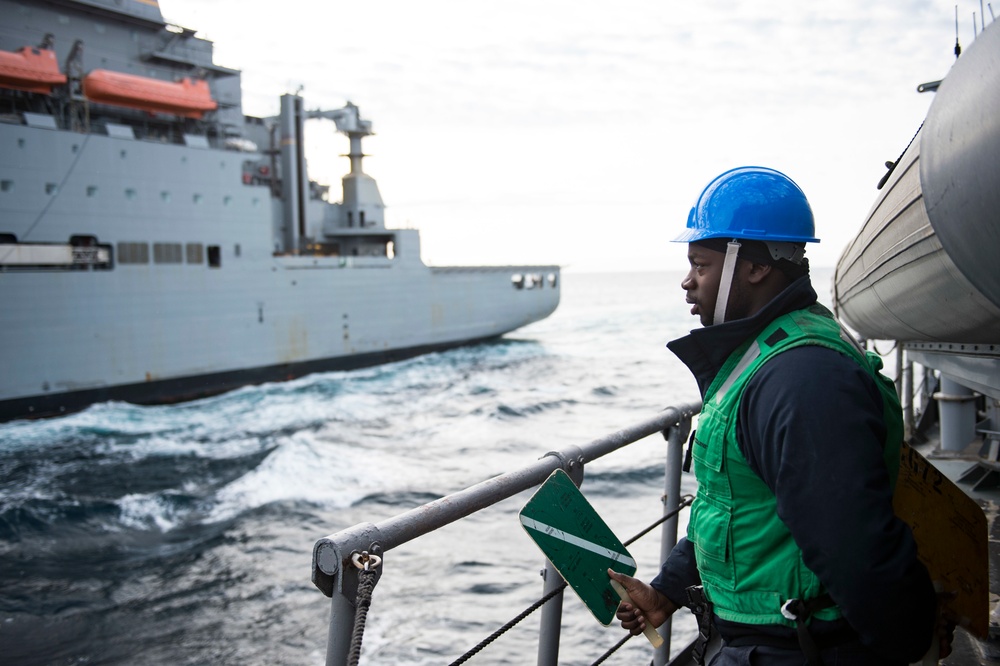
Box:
0, 269, 833, 665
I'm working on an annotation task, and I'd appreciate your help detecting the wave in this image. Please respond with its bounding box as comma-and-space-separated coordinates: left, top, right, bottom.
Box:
355, 490, 443, 508
489, 398, 579, 420
584, 466, 672, 493
0, 337, 560, 524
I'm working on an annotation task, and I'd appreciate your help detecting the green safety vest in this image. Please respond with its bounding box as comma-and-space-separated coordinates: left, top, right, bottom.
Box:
687, 303, 903, 626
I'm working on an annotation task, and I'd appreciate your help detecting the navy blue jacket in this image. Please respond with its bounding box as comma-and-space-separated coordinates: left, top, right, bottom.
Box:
652, 276, 935, 662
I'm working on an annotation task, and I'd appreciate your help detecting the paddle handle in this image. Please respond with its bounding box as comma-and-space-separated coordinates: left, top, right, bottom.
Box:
609, 579, 664, 648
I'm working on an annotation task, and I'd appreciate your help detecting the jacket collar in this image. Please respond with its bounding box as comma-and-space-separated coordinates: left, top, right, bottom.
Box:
667, 276, 818, 397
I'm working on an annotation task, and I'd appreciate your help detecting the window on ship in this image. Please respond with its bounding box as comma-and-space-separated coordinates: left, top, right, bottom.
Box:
208, 245, 222, 268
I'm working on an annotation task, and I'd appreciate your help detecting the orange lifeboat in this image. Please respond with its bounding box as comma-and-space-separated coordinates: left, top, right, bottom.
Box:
82, 70, 217, 119
0, 47, 67, 94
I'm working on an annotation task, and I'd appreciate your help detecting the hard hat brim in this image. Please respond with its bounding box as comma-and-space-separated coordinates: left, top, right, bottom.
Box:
672, 229, 820, 244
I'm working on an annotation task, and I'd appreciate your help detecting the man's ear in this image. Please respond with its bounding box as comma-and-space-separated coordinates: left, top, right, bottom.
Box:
746, 262, 773, 285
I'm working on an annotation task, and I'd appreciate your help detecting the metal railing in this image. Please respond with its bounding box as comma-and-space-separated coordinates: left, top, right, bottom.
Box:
312, 401, 702, 665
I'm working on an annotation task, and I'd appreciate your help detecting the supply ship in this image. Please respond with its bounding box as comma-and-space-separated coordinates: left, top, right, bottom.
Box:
0, 0, 560, 421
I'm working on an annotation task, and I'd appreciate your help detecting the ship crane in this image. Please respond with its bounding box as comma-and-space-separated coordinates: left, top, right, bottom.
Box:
275, 96, 386, 253
305, 102, 373, 178
306, 103, 384, 236
306, 102, 372, 135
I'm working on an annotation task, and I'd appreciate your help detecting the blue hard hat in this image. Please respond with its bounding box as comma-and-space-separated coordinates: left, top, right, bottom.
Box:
673, 166, 820, 244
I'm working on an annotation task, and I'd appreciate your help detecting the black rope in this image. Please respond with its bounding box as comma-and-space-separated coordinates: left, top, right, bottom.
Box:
447, 583, 568, 665
347, 568, 379, 666
447, 495, 694, 664
624, 494, 694, 547
590, 633, 634, 665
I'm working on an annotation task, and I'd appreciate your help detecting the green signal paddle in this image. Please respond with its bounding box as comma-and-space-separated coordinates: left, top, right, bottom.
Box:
519, 468, 663, 647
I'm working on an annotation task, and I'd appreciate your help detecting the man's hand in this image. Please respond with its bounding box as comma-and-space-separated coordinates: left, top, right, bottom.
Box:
607, 569, 678, 635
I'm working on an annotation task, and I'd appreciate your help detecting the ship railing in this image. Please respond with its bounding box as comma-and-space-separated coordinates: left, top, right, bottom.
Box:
312, 401, 702, 665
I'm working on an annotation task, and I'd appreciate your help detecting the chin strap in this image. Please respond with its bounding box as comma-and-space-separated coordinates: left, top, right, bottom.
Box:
712, 240, 741, 325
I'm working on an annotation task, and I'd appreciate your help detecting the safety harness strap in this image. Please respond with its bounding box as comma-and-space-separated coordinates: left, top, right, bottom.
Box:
780, 594, 836, 666
686, 585, 714, 665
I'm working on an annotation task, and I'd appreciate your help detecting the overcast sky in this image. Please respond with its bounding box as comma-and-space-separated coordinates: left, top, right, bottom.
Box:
163, 0, 987, 272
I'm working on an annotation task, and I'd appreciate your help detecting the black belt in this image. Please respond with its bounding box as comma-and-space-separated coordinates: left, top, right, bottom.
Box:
686, 587, 848, 666
726, 617, 858, 653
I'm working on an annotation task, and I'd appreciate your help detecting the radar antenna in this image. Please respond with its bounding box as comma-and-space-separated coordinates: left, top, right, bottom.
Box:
955, 4, 962, 57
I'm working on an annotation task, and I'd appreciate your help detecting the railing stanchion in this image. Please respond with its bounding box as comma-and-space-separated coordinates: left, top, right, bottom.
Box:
656, 415, 692, 665
313, 524, 384, 666
537, 458, 583, 665
326, 565, 357, 666
902, 349, 914, 439
536, 558, 565, 666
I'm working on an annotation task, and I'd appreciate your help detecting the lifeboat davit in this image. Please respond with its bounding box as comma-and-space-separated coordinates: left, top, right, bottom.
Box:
0, 47, 67, 94
833, 19, 1000, 344
82, 70, 217, 119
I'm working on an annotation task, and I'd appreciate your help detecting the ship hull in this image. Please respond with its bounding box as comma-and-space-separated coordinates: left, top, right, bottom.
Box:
0, 122, 559, 421
0, 333, 508, 420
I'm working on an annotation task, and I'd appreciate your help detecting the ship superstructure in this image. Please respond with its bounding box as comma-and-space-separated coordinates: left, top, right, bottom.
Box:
0, 0, 560, 420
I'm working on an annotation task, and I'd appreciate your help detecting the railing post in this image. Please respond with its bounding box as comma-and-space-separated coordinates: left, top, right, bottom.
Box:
902, 349, 914, 439
537, 452, 584, 666
923, 366, 936, 416
655, 415, 692, 665
536, 558, 565, 666
326, 565, 360, 665
895, 339, 904, 400
313, 523, 384, 666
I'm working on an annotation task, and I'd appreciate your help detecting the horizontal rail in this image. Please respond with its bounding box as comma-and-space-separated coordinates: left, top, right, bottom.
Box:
312, 401, 701, 597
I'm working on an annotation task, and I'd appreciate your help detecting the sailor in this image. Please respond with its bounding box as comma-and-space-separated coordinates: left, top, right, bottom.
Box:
609, 167, 941, 665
